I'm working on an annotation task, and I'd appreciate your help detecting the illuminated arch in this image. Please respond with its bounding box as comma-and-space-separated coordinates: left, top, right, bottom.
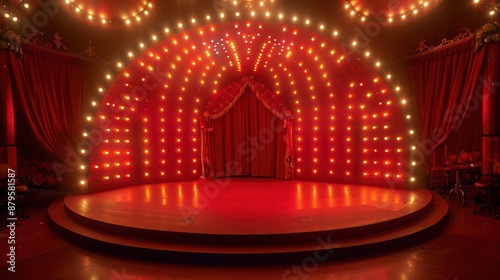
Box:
84, 18, 416, 193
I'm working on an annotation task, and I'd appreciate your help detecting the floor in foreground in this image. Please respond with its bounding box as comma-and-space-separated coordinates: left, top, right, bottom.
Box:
1, 184, 499, 280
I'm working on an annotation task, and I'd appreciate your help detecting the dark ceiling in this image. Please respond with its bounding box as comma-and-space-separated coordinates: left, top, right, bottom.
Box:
1, 0, 494, 63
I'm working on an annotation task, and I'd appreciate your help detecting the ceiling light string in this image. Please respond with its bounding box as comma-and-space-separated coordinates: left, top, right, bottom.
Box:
1, 0, 31, 23
62, 0, 153, 26
344, 0, 431, 23
473, 0, 500, 16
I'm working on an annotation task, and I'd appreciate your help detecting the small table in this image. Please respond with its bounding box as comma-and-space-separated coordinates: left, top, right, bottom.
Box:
444, 164, 481, 206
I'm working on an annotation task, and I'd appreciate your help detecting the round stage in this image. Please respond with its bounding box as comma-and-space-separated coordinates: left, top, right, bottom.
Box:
48, 179, 448, 259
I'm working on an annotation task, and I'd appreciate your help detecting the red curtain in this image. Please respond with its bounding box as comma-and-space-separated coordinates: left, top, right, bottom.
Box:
0, 51, 15, 147
204, 77, 290, 179
7, 43, 99, 187
399, 37, 487, 171
210, 86, 285, 178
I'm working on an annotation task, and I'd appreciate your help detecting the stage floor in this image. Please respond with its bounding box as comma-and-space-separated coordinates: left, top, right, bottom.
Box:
50, 178, 447, 256
65, 179, 431, 235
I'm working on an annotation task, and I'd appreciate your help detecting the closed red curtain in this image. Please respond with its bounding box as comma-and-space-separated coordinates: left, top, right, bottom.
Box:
209, 86, 285, 178
399, 37, 486, 171
8, 43, 97, 187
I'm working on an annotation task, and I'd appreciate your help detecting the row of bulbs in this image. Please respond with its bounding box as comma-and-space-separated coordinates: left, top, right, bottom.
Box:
1, 0, 30, 22
79, 9, 419, 189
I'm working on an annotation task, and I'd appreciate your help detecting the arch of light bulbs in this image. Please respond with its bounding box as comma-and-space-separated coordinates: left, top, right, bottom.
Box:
78, 9, 419, 191
60, 0, 153, 26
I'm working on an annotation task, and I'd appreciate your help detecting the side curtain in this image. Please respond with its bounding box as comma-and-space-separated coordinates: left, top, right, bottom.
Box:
0, 50, 15, 147
8, 43, 98, 187
399, 37, 486, 170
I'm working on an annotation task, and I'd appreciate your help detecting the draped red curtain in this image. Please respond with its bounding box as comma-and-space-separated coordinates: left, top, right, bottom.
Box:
399, 37, 486, 171
204, 77, 290, 179
209, 86, 285, 178
7, 43, 98, 187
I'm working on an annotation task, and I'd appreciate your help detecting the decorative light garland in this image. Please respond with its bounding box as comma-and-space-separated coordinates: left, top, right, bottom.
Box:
61, 0, 153, 26
473, 0, 500, 16
1, 0, 31, 23
79, 9, 419, 189
217, 0, 275, 10
344, 0, 432, 23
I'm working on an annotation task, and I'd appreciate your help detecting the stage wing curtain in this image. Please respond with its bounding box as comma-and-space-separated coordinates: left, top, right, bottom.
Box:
0, 51, 15, 147
399, 37, 486, 169
205, 78, 289, 179
8, 43, 97, 186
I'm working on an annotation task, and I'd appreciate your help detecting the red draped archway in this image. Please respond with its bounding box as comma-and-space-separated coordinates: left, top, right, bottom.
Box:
199, 76, 294, 180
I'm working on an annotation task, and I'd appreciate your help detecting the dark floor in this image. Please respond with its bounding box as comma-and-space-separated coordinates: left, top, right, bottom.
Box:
1, 185, 499, 280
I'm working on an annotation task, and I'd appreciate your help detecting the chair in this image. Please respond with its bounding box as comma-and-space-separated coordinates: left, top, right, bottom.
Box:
469, 149, 481, 165
460, 149, 481, 185
439, 153, 458, 195
458, 150, 470, 164
0, 164, 31, 224
430, 167, 448, 192
473, 162, 500, 219
458, 149, 477, 186
447, 153, 458, 166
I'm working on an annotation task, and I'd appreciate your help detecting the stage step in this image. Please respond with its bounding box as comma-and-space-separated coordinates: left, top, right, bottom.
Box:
48, 192, 448, 259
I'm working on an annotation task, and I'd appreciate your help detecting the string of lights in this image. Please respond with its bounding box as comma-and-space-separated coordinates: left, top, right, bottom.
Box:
344, 0, 432, 23
79, 9, 419, 191
60, 0, 153, 26
473, 0, 500, 16
1, 0, 31, 23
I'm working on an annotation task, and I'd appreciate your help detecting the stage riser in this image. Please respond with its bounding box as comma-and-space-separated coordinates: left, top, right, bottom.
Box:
48, 195, 448, 259
48, 180, 448, 259
62, 199, 433, 246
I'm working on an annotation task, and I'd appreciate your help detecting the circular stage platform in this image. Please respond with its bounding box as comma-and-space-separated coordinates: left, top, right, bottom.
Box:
48, 179, 448, 259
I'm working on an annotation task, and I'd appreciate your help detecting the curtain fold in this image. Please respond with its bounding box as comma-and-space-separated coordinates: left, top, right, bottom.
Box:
399, 37, 486, 171
209, 86, 286, 178
7, 43, 98, 187
0, 51, 15, 147
205, 77, 290, 179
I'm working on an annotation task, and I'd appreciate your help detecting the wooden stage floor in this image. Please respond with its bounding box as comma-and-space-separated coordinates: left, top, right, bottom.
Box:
48, 178, 448, 258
